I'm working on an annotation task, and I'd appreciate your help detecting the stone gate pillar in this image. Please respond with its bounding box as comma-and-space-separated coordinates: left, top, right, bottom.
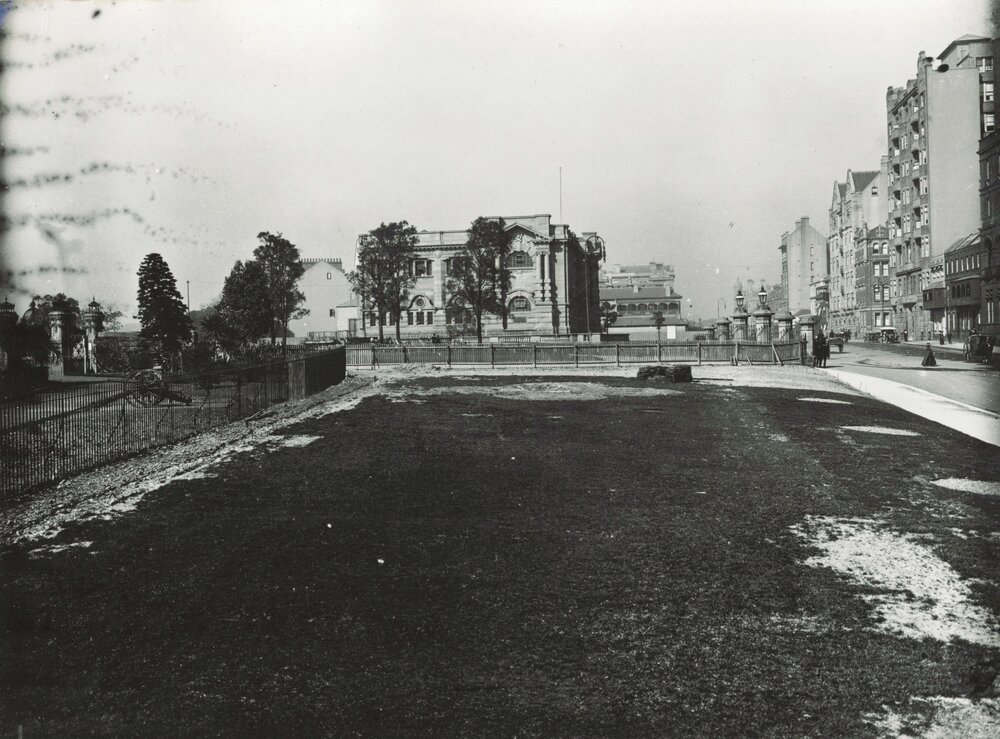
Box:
81, 299, 103, 375
775, 311, 794, 341
714, 317, 731, 341
753, 306, 774, 343
731, 309, 749, 341
47, 309, 69, 378
798, 314, 817, 362
0, 297, 17, 371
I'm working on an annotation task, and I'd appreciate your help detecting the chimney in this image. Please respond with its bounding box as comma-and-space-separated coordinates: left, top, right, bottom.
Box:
801, 216, 810, 229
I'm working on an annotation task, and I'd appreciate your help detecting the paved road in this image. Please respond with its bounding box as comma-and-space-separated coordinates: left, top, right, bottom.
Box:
820, 342, 1000, 414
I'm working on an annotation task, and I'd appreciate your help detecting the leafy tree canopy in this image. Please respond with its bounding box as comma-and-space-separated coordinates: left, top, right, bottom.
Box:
448, 217, 512, 343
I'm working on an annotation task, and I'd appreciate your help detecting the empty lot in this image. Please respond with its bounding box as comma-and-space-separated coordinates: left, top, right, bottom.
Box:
2, 368, 999, 736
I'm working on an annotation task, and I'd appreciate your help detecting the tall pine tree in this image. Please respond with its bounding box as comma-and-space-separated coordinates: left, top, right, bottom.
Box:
136, 253, 192, 361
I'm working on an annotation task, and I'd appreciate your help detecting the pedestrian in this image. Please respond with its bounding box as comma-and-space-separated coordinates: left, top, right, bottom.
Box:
903, 328, 908, 343
938, 329, 945, 345
946, 330, 951, 345
921, 342, 937, 367
812, 332, 828, 368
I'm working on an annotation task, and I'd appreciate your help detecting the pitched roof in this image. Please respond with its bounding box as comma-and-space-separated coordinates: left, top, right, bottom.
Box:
850, 171, 879, 191
837, 183, 847, 198
938, 34, 991, 59
944, 232, 981, 254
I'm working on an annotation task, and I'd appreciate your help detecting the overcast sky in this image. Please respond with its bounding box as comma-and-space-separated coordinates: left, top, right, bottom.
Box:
0, 0, 990, 321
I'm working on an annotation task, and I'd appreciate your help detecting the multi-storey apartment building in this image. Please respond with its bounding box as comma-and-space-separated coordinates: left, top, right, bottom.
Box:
778, 216, 827, 320
886, 35, 993, 340
979, 37, 1000, 338
855, 225, 893, 332
828, 165, 889, 334
360, 214, 604, 338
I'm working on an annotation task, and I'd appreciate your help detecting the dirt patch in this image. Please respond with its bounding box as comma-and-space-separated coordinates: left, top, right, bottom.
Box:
792, 516, 1000, 647
931, 478, 1000, 497
864, 696, 1000, 737
839, 425, 921, 436
382, 381, 682, 402
797, 396, 853, 405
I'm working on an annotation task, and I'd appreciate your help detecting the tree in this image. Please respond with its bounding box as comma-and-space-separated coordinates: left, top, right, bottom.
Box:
653, 310, 665, 343
136, 253, 192, 362
446, 217, 512, 344
349, 221, 419, 343
217, 258, 273, 348
253, 232, 308, 352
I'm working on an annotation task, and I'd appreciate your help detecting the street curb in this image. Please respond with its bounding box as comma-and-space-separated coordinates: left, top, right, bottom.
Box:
821, 369, 1000, 448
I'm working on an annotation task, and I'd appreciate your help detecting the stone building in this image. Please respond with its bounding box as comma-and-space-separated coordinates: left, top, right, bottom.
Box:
855, 225, 893, 332
944, 232, 985, 337
978, 37, 1000, 338
886, 36, 994, 340
361, 214, 604, 338
778, 217, 827, 319
828, 165, 889, 335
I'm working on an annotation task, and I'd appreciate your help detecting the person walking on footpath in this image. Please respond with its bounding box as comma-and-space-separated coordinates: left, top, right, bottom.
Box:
921, 342, 937, 367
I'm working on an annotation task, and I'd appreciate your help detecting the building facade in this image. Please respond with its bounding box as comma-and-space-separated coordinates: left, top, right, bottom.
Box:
855, 225, 893, 332
828, 165, 889, 334
944, 233, 984, 337
778, 216, 827, 319
979, 37, 1000, 337
599, 262, 675, 292
361, 214, 604, 338
287, 258, 354, 341
886, 36, 993, 340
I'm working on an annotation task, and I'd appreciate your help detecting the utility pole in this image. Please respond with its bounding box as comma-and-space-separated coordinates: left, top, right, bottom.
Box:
186, 280, 190, 311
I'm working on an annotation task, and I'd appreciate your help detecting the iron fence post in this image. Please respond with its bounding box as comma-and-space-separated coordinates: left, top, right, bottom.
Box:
697, 342, 702, 366
575, 344, 579, 367
616, 343, 620, 367
490, 344, 495, 368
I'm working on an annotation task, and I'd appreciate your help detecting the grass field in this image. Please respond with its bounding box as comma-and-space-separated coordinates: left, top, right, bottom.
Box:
2, 371, 999, 736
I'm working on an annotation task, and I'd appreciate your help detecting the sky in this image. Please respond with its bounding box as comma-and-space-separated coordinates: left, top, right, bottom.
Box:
0, 0, 991, 322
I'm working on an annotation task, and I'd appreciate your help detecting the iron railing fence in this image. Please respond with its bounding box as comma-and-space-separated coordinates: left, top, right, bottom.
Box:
348, 341, 806, 368
0, 348, 345, 500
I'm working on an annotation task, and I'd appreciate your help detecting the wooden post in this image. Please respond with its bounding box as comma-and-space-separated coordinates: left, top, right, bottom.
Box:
490, 344, 495, 368
447, 344, 452, 368
616, 343, 620, 367
533, 344, 537, 368
575, 344, 579, 367
697, 342, 702, 366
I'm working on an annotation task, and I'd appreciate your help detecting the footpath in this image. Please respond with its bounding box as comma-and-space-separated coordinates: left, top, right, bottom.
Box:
820, 338, 999, 447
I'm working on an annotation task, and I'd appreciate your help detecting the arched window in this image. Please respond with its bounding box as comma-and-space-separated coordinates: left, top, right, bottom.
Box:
506, 251, 533, 269
626, 304, 637, 313
637, 303, 648, 312
658, 303, 668, 311
509, 296, 531, 312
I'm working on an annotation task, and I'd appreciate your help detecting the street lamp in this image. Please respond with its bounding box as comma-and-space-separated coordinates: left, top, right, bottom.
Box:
758, 285, 768, 308
735, 290, 745, 311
